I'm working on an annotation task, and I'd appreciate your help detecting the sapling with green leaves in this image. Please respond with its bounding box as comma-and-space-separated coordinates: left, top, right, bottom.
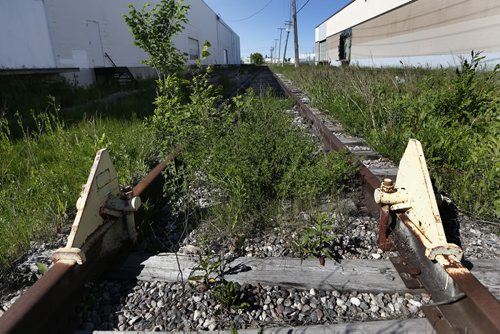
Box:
299, 212, 336, 265
123, 0, 189, 78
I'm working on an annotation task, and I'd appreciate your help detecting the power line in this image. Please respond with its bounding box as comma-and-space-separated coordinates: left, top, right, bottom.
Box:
227, 0, 274, 22
297, 0, 312, 14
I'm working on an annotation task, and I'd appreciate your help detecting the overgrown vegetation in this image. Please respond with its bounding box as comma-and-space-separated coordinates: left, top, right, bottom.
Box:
154, 87, 354, 249
0, 97, 154, 271
273, 53, 499, 218
123, 0, 354, 260
0, 75, 156, 138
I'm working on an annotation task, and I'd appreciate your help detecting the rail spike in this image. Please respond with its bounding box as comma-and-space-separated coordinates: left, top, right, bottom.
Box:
52, 149, 141, 265
374, 139, 463, 263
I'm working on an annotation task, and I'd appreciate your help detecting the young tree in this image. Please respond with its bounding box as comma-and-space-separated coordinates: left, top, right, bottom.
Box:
124, 0, 190, 77
250, 53, 264, 65
124, 1, 222, 155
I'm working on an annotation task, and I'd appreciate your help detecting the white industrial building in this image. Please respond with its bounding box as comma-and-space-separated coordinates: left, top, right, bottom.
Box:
315, 0, 500, 68
0, 0, 240, 84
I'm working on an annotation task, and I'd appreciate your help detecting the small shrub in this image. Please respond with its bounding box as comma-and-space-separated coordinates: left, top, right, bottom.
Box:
298, 212, 336, 265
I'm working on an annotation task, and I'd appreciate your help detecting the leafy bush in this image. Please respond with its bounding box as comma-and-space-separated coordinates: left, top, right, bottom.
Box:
250, 53, 264, 65
273, 53, 499, 218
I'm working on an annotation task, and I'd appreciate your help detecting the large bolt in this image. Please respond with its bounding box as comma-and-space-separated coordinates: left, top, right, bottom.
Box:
381, 178, 395, 193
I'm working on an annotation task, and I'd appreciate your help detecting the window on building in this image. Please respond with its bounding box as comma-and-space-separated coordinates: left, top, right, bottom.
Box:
319, 40, 327, 61
338, 28, 352, 65
188, 38, 200, 60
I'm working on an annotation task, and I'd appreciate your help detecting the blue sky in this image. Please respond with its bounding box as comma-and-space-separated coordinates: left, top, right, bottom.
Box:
203, 0, 351, 58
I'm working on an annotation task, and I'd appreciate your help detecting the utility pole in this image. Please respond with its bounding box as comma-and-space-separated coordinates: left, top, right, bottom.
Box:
282, 20, 292, 66
270, 46, 274, 64
292, 0, 299, 67
274, 39, 278, 63
277, 27, 285, 64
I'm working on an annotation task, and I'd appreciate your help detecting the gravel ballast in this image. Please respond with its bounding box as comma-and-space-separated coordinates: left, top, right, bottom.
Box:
78, 280, 429, 332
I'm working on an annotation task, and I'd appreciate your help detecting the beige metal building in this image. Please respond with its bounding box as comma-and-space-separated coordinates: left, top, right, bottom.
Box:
315, 0, 500, 68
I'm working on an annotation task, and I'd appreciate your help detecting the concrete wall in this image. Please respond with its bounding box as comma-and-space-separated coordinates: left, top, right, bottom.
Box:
0, 0, 56, 69
315, 0, 500, 68
1, 0, 240, 73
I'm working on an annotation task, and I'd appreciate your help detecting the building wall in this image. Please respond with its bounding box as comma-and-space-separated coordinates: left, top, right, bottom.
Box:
315, 0, 413, 42
1, 0, 240, 74
315, 0, 500, 68
174, 0, 240, 65
0, 0, 56, 69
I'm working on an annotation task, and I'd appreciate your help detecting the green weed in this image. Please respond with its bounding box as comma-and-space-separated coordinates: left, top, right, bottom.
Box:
273, 53, 499, 218
0, 96, 154, 273
298, 212, 336, 265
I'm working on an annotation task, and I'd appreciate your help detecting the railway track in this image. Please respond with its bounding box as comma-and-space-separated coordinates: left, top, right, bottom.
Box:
0, 66, 499, 333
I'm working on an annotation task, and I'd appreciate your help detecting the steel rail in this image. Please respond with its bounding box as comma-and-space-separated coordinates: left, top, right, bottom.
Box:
0, 151, 178, 334
271, 71, 381, 217
395, 213, 500, 333
271, 70, 500, 333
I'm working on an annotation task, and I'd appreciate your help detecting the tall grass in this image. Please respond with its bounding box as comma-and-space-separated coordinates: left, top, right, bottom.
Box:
0, 89, 155, 273
0, 75, 156, 139
272, 54, 499, 218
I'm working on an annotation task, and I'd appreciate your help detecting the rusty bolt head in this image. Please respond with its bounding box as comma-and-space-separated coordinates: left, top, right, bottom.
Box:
381, 178, 395, 193
409, 267, 421, 277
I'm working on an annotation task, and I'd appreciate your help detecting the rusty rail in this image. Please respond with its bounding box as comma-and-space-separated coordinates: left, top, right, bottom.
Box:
272, 70, 500, 334
0, 151, 178, 334
272, 72, 381, 217
395, 214, 500, 333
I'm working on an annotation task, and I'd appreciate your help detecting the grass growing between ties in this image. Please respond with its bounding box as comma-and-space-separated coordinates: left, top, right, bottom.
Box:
0, 88, 156, 274
150, 64, 355, 252
272, 53, 499, 219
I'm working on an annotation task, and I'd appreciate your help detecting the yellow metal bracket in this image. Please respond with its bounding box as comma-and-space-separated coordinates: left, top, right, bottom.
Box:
53, 149, 141, 265
374, 139, 463, 264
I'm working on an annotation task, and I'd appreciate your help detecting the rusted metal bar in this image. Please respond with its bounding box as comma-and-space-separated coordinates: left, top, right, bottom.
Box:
442, 255, 500, 332
273, 71, 381, 218
132, 148, 179, 197
395, 213, 500, 333
0, 217, 128, 334
378, 205, 393, 251
0, 148, 180, 333
0, 262, 74, 333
